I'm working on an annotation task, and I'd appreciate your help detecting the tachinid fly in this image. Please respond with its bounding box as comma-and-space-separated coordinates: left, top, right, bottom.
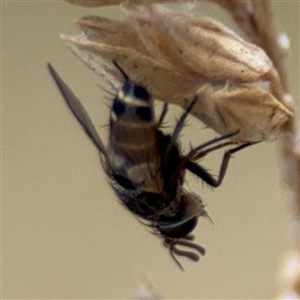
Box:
48, 62, 252, 269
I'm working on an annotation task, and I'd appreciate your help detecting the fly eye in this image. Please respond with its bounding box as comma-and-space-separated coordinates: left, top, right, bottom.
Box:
158, 217, 198, 239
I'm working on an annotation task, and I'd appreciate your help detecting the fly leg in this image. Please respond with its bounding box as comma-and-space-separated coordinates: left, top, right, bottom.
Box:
158, 103, 169, 126
171, 96, 198, 141
185, 142, 255, 187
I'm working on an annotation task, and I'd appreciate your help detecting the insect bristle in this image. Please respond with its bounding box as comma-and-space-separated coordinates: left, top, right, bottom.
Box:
113, 60, 129, 81
97, 82, 115, 97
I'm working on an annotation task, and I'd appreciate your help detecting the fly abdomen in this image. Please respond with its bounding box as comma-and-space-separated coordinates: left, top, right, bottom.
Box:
107, 80, 163, 193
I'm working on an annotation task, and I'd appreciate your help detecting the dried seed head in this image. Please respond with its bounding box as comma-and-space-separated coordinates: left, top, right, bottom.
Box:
124, 4, 273, 83
60, 3, 292, 142
189, 83, 293, 142
78, 16, 151, 56
60, 34, 199, 99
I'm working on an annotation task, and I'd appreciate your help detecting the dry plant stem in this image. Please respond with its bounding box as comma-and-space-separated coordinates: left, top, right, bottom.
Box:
246, 2, 300, 223
216, 0, 300, 296
228, 0, 299, 220
250, 1, 289, 92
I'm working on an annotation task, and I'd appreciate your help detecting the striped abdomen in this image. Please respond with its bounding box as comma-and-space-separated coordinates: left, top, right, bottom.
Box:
106, 80, 164, 194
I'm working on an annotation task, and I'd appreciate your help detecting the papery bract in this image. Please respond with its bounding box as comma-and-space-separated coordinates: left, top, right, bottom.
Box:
60, 3, 292, 142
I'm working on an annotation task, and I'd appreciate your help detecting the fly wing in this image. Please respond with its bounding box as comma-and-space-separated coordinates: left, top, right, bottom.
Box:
48, 63, 106, 155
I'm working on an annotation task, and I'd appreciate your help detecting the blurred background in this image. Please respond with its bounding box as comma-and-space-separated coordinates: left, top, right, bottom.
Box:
2, 1, 299, 299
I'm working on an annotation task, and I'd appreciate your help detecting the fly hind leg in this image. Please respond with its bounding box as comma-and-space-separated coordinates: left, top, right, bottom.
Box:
186, 142, 255, 188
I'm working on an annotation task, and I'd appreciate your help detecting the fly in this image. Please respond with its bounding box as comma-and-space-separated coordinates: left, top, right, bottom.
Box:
48, 62, 253, 270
